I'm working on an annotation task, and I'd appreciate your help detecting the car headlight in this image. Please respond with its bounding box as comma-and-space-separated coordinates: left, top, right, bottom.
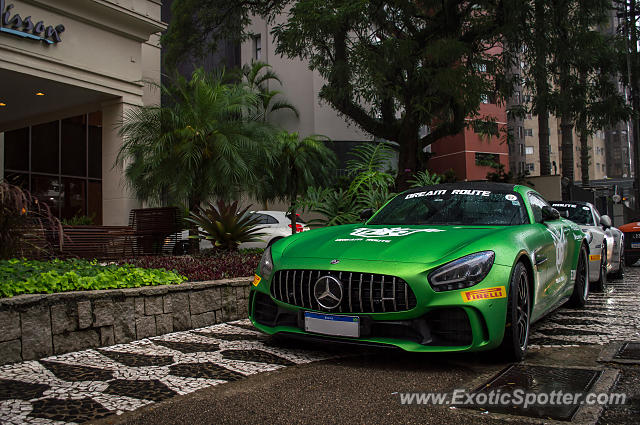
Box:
259, 246, 274, 281
428, 251, 495, 292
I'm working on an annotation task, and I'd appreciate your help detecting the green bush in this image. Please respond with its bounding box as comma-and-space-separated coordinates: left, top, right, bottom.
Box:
0, 258, 186, 298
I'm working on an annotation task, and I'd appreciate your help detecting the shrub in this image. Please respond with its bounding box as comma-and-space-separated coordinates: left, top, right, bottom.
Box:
0, 181, 63, 260
122, 250, 262, 281
0, 259, 186, 298
186, 200, 266, 250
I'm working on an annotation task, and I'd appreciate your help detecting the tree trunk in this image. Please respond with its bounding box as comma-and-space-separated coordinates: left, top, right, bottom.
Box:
538, 112, 551, 175
580, 131, 590, 186
534, 0, 551, 176
631, 0, 640, 209
396, 125, 420, 190
560, 116, 575, 184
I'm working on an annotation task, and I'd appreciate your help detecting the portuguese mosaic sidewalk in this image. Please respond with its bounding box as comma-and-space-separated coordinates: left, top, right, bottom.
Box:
529, 266, 640, 347
0, 319, 335, 425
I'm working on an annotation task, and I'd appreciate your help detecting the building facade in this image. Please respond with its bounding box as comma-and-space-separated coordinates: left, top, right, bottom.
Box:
0, 0, 164, 225
241, 16, 373, 173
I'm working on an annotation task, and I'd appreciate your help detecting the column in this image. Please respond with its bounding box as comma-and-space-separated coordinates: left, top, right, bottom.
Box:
0, 132, 4, 180
101, 100, 141, 226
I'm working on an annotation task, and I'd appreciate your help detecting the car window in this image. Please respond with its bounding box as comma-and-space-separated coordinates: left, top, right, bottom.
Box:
250, 213, 270, 224
368, 190, 527, 226
550, 203, 595, 226
527, 193, 549, 223
263, 214, 278, 224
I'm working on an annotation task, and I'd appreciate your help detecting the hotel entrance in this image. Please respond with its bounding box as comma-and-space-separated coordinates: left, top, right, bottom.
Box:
0, 0, 164, 225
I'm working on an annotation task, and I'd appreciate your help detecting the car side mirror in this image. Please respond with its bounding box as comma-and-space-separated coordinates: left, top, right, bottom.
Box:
600, 215, 612, 229
541, 206, 560, 222
360, 208, 373, 221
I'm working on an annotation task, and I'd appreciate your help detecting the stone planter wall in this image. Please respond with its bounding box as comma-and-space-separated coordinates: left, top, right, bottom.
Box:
0, 277, 251, 365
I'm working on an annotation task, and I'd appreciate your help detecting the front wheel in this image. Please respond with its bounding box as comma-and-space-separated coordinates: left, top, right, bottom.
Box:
498, 262, 530, 362
568, 244, 589, 307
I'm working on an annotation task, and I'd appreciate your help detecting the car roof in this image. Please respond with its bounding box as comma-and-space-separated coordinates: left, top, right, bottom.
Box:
405, 182, 519, 194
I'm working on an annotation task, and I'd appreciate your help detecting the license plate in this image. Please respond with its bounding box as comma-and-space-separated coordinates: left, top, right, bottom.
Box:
304, 312, 360, 337
632, 243, 640, 249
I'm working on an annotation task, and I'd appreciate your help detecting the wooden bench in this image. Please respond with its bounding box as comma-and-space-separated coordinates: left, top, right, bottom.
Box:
55, 225, 136, 260
129, 207, 182, 255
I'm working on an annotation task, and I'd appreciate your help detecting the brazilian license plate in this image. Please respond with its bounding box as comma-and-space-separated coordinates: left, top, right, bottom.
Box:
632, 243, 640, 249
304, 312, 360, 337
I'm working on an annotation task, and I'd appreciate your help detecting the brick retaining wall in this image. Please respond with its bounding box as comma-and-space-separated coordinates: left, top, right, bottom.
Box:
0, 277, 251, 365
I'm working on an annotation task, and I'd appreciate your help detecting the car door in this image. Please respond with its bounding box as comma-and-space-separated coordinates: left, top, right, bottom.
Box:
527, 193, 571, 319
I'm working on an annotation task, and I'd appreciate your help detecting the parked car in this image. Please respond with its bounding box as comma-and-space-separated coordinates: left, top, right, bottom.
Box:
172, 210, 309, 253
550, 201, 624, 290
618, 220, 640, 266
239, 211, 310, 249
250, 183, 590, 360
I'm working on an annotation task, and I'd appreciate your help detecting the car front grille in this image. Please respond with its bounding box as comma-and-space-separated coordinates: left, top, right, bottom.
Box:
270, 269, 417, 313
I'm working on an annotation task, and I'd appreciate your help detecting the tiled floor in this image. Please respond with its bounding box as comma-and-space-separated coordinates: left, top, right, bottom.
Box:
0, 320, 335, 425
529, 267, 640, 347
2, 268, 640, 424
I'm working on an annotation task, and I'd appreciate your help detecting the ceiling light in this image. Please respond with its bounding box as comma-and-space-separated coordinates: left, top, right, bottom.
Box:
35, 92, 45, 96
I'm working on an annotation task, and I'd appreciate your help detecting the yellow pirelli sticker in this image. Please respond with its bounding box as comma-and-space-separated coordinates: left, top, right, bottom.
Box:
252, 274, 261, 287
589, 254, 601, 261
461, 286, 506, 302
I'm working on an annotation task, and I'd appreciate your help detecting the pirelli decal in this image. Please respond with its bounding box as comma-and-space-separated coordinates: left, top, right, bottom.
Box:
461, 286, 507, 302
589, 254, 601, 262
252, 274, 261, 287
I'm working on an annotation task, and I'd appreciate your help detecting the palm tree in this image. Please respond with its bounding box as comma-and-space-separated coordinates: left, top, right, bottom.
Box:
242, 61, 299, 122
117, 68, 275, 251
269, 131, 336, 234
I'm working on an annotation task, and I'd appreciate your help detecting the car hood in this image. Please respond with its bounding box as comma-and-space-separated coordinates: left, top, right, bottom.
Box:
279, 224, 512, 265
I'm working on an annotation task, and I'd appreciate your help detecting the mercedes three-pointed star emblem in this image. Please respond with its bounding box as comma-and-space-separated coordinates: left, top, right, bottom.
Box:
313, 275, 343, 310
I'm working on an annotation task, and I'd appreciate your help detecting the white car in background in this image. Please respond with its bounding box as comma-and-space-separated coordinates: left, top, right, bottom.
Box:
550, 201, 624, 291
239, 211, 310, 249
174, 211, 310, 253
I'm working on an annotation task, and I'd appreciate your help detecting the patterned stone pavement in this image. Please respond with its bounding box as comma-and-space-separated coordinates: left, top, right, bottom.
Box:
0, 320, 336, 425
2, 268, 639, 424
530, 265, 640, 347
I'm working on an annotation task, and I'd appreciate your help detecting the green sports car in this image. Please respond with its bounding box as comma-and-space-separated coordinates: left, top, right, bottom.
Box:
249, 183, 590, 360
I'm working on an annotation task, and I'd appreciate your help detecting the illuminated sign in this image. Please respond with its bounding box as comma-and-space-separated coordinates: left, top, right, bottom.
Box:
0, 0, 65, 44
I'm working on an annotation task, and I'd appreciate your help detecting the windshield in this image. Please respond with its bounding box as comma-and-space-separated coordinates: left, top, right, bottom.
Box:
369, 189, 528, 226
550, 203, 595, 226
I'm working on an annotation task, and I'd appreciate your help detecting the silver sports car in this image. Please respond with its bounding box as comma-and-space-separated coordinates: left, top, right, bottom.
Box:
550, 201, 624, 291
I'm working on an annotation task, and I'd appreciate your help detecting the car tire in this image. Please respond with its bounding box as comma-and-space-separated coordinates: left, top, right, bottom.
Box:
568, 244, 589, 308
591, 246, 607, 292
610, 248, 624, 280
498, 262, 530, 362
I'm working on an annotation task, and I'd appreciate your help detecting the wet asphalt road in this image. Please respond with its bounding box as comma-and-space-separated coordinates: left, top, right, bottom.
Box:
92, 267, 640, 425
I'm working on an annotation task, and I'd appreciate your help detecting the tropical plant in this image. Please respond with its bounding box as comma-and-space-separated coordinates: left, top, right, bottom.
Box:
264, 131, 337, 233
298, 187, 360, 227
407, 170, 442, 188
242, 61, 299, 122
185, 200, 267, 251
0, 181, 63, 260
345, 142, 396, 194
117, 68, 275, 251
62, 214, 95, 226
117, 68, 276, 206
